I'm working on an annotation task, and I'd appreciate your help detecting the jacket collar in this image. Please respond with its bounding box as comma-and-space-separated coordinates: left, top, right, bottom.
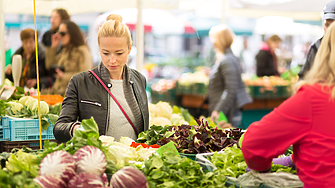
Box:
97, 62, 132, 84
224, 47, 233, 54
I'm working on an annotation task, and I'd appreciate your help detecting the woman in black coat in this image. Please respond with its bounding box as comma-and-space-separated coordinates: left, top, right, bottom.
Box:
255, 35, 282, 77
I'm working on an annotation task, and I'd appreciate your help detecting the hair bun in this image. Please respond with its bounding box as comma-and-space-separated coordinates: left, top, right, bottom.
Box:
106, 14, 123, 22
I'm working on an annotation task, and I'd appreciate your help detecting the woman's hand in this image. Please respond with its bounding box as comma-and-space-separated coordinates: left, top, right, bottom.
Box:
5, 65, 12, 75
211, 110, 220, 123
51, 33, 61, 48
26, 79, 37, 88
55, 68, 64, 79
72, 123, 80, 135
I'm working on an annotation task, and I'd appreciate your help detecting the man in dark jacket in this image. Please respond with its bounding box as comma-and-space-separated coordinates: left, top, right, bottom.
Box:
5, 28, 54, 89
298, 0, 335, 79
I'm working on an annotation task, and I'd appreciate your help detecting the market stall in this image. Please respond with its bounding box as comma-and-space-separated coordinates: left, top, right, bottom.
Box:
0, 95, 302, 187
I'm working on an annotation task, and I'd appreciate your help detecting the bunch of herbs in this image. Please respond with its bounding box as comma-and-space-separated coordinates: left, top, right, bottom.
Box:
157, 119, 243, 154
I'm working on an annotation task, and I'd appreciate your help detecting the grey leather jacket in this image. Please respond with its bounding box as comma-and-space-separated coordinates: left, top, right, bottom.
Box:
53, 63, 149, 142
208, 48, 252, 123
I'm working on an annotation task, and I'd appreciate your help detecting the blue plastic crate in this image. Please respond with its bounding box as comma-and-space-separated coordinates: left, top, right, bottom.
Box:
0, 117, 10, 141
8, 118, 55, 141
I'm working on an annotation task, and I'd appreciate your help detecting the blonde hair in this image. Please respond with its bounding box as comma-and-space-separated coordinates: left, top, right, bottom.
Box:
266, 35, 282, 43
97, 14, 132, 47
295, 22, 335, 98
209, 24, 235, 55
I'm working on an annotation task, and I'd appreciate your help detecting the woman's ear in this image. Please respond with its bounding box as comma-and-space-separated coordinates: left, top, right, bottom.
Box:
128, 46, 132, 55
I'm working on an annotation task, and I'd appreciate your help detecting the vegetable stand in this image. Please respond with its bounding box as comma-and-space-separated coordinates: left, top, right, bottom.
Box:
0, 90, 301, 187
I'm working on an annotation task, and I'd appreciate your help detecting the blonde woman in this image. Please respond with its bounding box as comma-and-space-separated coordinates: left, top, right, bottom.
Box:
208, 25, 252, 127
241, 22, 335, 188
54, 15, 149, 143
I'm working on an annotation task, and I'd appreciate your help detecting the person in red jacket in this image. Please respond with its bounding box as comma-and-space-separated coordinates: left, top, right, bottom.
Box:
241, 22, 335, 188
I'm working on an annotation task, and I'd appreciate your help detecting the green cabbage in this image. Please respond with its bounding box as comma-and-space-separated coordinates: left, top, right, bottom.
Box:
151, 117, 171, 127
18, 96, 33, 106
154, 102, 172, 119
32, 101, 49, 115
7, 101, 23, 114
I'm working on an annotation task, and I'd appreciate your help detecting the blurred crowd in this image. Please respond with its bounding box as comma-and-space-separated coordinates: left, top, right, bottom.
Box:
4, 8, 93, 96
2, 0, 335, 97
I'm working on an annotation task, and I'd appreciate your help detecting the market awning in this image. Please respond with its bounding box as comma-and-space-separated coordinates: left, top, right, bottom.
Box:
95, 9, 196, 35
185, 17, 253, 37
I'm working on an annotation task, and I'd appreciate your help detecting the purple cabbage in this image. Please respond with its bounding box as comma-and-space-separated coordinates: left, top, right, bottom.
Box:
73, 146, 107, 176
39, 150, 76, 183
110, 166, 148, 188
68, 172, 104, 188
34, 175, 66, 188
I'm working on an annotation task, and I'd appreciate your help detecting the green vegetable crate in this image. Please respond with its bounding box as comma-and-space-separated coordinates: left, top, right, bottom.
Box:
247, 85, 291, 99
0, 117, 55, 141
176, 82, 207, 95
150, 88, 176, 105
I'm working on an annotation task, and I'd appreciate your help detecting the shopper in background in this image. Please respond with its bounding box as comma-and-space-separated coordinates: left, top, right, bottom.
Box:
42, 8, 70, 48
241, 22, 335, 188
298, 0, 335, 79
207, 25, 252, 127
5, 29, 53, 89
46, 20, 93, 95
3, 36, 13, 75
239, 37, 255, 76
255, 35, 282, 77
54, 14, 149, 143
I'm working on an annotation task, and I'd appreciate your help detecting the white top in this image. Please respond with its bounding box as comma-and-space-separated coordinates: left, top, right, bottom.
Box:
107, 79, 137, 141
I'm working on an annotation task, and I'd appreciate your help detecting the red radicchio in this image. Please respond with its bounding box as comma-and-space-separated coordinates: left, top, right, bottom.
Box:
39, 150, 76, 183
34, 175, 66, 188
110, 166, 148, 188
73, 146, 107, 176
68, 172, 104, 188
101, 173, 109, 187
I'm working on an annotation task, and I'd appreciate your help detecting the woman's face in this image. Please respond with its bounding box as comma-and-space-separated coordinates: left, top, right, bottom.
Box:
58, 24, 70, 46
269, 40, 281, 51
99, 36, 131, 79
22, 38, 35, 55
50, 11, 61, 30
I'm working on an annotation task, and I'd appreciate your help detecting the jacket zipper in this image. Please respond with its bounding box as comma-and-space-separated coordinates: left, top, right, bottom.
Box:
105, 95, 110, 134
131, 81, 146, 128
80, 100, 101, 107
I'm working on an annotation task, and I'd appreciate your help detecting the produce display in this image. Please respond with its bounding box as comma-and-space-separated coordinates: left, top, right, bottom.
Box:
148, 102, 194, 127
1, 96, 59, 130
244, 76, 293, 99
0, 96, 299, 188
177, 70, 209, 86
244, 76, 290, 86
151, 79, 176, 93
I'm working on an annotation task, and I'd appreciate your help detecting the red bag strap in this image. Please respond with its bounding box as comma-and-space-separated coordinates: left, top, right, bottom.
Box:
89, 70, 138, 135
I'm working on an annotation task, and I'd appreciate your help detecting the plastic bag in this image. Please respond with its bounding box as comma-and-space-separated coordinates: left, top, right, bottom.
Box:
229, 170, 303, 188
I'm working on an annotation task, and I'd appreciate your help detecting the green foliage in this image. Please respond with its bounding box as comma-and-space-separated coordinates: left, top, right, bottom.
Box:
209, 145, 247, 178
141, 150, 227, 188
137, 125, 171, 145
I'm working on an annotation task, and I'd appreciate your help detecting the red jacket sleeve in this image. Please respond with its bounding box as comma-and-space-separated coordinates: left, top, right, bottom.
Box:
241, 86, 312, 171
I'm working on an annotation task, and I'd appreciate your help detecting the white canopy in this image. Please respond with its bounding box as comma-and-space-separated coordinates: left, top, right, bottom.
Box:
2, 0, 178, 15
179, 0, 332, 21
